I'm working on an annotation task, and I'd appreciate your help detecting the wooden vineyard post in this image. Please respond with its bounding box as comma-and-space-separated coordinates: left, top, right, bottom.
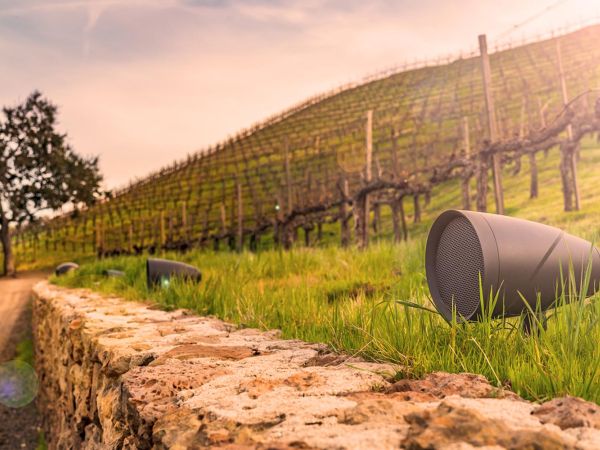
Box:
529, 151, 539, 199
391, 196, 408, 243
159, 211, 166, 250
81, 217, 87, 253
478, 34, 505, 215
373, 201, 381, 233
476, 152, 489, 212
71, 222, 78, 252
274, 192, 285, 247
236, 180, 243, 252
556, 39, 580, 211
91, 215, 97, 253
51, 222, 57, 251
227, 183, 236, 250
139, 218, 145, 251
168, 213, 174, 245
339, 176, 351, 247
283, 139, 295, 247
413, 194, 421, 224
181, 202, 188, 243
391, 127, 399, 179
128, 222, 133, 254
284, 140, 293, 216
372, 158, 383, 234
389, 128, 407, 242
95, 220, 104, 257
44, 225, 49, 252
61, 223, 67, 251
358, 110, 373, 249
559, 141, 574, 212
219, 202, 227, 237
462, 117, 472, 210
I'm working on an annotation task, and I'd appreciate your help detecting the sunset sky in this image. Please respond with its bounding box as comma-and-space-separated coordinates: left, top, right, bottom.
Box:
1, 0, 599, 189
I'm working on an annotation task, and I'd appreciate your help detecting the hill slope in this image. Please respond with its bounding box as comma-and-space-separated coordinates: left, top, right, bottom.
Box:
14, 24, 600, 264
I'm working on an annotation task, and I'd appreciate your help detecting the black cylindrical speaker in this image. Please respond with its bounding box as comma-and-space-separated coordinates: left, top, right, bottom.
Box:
146, 258, 201, 289
426, 210, 600, 322
55, 262, 79, 276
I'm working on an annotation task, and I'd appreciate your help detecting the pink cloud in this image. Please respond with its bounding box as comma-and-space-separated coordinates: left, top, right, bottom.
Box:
0, 0, 598, 189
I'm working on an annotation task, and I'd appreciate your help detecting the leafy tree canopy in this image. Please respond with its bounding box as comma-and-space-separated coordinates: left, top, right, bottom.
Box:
0, 91, 103, 224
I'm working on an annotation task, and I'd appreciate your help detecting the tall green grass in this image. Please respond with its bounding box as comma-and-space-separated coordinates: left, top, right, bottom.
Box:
53, 238, 600, 404
46, 142, 600, 404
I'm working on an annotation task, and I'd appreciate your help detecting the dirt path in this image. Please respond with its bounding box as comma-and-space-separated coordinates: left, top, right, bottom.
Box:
0, 272, 48, 449
0, 272, 47, 358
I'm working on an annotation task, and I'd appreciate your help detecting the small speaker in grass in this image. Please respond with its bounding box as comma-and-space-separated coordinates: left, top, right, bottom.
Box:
146, 258, 201, 290
425, 210, 600, 322
55, 262, 79, 276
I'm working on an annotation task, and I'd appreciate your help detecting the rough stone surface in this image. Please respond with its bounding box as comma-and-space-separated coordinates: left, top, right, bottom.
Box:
533, 396, 600, 430
33, 281, 600, 449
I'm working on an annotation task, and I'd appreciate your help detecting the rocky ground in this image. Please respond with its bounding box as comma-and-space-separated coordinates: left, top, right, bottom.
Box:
34, 281, 600, 449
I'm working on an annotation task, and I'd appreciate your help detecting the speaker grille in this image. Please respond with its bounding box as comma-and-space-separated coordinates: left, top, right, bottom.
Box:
435, 216, 484, 320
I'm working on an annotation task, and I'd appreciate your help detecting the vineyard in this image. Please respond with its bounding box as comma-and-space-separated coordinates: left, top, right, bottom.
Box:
12, 23, 600, 264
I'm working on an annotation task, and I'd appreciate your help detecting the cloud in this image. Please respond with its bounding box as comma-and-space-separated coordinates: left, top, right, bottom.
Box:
0, 0, 137, 16
0, 0, 597, 188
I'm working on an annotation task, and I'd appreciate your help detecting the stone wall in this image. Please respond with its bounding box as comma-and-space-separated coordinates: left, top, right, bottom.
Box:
33, 281, 600, 449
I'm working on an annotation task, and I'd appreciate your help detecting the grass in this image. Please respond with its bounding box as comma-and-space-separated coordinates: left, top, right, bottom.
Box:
52, 142, 600, 404
53, 241, 600, 403
14, 338, 35, 367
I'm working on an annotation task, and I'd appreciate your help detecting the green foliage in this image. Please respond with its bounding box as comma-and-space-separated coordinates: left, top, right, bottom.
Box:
36, 431, 47, 450
0, 91, 103, 222
15, 338, 35, 367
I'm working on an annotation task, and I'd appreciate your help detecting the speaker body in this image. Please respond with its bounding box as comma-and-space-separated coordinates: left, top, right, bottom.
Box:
426, 210, 600, 322
55, 262, 79, 276
146, 258, 201, 289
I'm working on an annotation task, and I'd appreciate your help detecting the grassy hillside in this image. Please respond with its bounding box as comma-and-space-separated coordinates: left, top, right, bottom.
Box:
15, 24, 600, 263
54, 136, 600, 404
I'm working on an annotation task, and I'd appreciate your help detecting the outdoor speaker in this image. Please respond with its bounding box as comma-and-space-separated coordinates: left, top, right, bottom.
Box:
146, 258, 201, 289
55, 262, 79, 276
426, 210, 600, 322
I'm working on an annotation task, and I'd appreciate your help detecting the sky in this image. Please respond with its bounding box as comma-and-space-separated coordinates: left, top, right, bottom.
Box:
1, 0, 599, 190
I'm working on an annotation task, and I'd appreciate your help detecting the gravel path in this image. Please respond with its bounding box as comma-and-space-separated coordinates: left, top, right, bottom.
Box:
0, 272, 48, 450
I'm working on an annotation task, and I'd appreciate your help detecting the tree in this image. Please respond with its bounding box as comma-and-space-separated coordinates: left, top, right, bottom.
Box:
0, 91, 102, 276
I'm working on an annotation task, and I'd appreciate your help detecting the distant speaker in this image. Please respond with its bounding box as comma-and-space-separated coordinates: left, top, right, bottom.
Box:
55, 262, 79, 277
426, 210, 600, 322
146, 258, 201, 289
